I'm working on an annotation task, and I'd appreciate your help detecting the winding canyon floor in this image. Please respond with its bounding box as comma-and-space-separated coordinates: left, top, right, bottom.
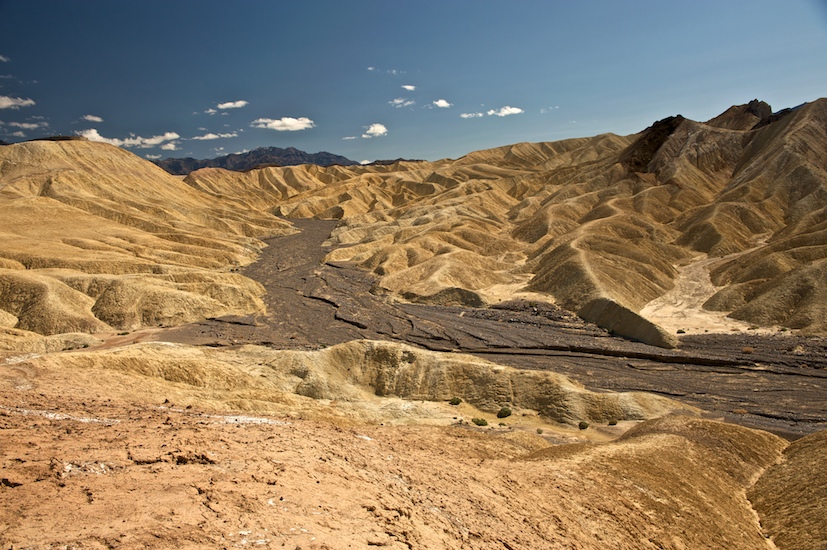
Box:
160, 220, 827, 441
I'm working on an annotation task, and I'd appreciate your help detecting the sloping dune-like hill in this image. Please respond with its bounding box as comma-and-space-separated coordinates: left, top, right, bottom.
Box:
0, 139, 294, 347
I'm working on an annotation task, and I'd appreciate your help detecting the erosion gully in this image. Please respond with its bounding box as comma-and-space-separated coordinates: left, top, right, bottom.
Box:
162, 220, 827, 440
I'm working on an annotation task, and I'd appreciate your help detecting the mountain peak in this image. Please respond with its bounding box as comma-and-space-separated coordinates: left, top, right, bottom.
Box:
155, 146, 359, 175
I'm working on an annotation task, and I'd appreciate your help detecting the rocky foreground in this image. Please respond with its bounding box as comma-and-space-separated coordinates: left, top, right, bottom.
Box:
1, 338, 824, 549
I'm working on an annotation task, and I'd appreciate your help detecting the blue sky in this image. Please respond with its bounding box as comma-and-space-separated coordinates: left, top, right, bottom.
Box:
1, 0, 826, 163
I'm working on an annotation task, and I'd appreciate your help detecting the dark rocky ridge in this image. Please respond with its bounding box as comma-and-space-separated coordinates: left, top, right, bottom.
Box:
155, 146, 359, 175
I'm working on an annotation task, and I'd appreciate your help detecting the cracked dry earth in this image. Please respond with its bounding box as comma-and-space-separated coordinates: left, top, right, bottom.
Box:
165, 220, 827, 440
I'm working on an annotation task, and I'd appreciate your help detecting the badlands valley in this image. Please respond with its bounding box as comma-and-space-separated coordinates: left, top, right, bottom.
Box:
1, 99, 826, 548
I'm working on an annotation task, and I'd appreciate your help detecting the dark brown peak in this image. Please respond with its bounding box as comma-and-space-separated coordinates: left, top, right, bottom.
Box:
746, 99, 773, 119
619, 115, 686, 173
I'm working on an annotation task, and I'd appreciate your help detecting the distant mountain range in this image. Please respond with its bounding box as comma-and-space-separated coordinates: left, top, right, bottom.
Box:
154, 146, 360, 175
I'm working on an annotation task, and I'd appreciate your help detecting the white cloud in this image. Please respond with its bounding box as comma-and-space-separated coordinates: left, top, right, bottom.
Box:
390, 98, 415, 108
540, 106, 560, 114
7, 121, 48, 130
10, 131, 26, 138
191, 132, 238, 140
251, 117, 315, 131
362, 123, 388, 138
78, 128, 180, 149
460, 112, 484, 119
217, 100, 248, 109
360, 160, 372, 165
402, 85, 416, 91
367, 66, 377, 71
0, 55, 9, 63
0, 95, 35, 109
204, 108, 217, 115
82, 114, 103, 122
433, 99, 452, 108
342, 136, 357, 140
145, 154, 161, 160
487, 106, 524, 117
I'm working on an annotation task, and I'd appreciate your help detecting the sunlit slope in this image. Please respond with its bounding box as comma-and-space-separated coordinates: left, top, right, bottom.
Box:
187, 99, 827, 340
0, 139, 293, 340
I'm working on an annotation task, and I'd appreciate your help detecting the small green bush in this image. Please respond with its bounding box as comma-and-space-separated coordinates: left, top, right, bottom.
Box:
536, 428, 544, 435
449, 397, 462, 406
578, 421, 589, 430
471, 418, 488, 427
496, 407, 512, 418
608, 419, 618, 426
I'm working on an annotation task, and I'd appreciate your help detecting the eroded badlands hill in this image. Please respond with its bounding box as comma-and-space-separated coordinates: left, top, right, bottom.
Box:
2, 99, 827, 346
184, 98, 827, 343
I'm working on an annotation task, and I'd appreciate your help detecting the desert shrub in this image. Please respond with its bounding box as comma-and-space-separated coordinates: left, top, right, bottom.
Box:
536, 428, 544, 435
449, 397, 462, 406
608, 419, 618, 426
472, 418, 488, 427
578, 421, 589, 430
742, 346, 754, 354
676, 329, 685, 334
496, 407, 512, 418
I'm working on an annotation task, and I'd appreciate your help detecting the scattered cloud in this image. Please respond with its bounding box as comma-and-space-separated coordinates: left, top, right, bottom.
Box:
204, 108, 218, 115
251, 117, 315, 132
487, 106, 524, 117
145, 154, 161, 160
191, 131, 238, 140
82, 114, 104, 123
367, 66, 404, 75
390, 98, 415, 108
217, 100, 248, 110
7, 121, 48, 130
433, 99, 452, 108
460, 112, 485, 119
78, 128, 180, 149
9, 131, 26, 138
342, 136, 357, 140
402, 85, 416, 91
0, 55, 9, 63
0, 95, 35, 109
362, 123, 388, 138
540, 106, 560, 114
